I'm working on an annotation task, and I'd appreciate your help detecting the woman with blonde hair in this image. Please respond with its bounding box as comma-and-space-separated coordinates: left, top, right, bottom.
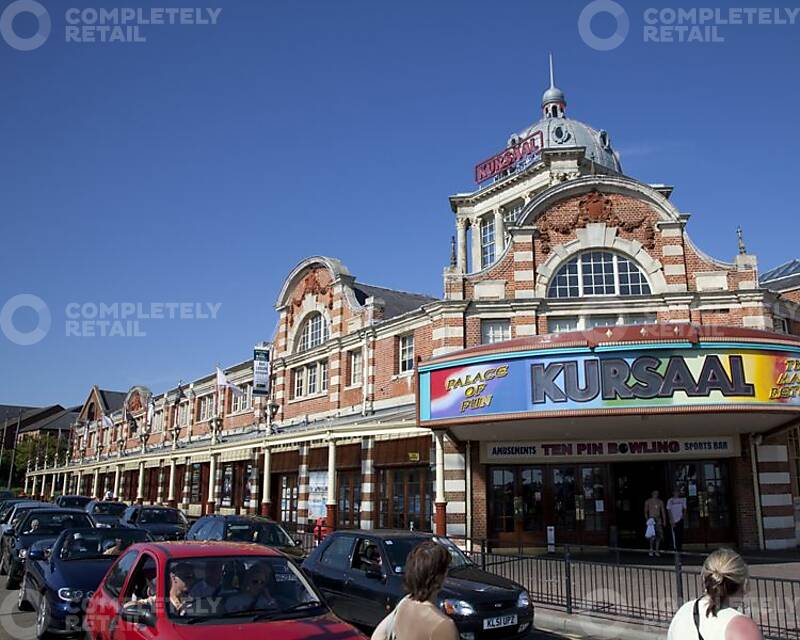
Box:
668, 548, 762, 640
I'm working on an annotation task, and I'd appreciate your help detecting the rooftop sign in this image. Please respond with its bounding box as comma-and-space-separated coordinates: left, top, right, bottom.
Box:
474, 130, 544, 184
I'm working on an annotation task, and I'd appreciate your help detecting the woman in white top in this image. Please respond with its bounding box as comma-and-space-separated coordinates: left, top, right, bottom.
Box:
668, 548, 762, 640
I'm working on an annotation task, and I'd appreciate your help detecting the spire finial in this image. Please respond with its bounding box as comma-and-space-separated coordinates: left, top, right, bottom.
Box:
449, 236, 457, 268
542, 52, 566, 118
549, 52, 555, 89
737, 226, 747, 255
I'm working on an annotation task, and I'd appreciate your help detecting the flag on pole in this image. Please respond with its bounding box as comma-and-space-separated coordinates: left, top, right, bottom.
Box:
101, 415, 114, 429
216, 367, 244, 398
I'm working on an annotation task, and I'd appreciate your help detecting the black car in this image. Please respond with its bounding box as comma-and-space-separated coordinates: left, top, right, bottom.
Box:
119, 504, 188, 540
54, 495, 92, 510
0, 503, 51, 575
186, 514, 306, 562
303, 531, 533, 639
85, 501, 127, 528
19, 527, 150, 638
5, 509, 95, 588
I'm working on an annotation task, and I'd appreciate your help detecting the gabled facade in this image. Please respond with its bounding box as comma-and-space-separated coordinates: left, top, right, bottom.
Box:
28, 68, 800, 550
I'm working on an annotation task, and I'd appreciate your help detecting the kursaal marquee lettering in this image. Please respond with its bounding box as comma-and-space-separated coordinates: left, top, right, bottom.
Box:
531, 354, 755, 404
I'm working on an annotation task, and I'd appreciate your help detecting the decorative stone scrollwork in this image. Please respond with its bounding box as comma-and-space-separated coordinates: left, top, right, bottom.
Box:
287, 271, 335, 327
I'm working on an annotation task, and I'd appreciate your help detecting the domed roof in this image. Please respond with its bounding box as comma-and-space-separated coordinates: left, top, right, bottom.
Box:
513, 117, 621, 173
542, 86, 565, 106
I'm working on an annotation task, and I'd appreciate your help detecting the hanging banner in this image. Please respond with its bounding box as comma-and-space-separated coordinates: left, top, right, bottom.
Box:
418, 345, 800, 424
253, 345, 270, 397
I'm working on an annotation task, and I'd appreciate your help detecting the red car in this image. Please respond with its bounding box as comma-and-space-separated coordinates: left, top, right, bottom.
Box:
85, 541, 366, 640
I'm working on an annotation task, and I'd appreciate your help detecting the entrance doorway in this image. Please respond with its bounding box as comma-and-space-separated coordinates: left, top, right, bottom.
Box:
613, 462, 668, 548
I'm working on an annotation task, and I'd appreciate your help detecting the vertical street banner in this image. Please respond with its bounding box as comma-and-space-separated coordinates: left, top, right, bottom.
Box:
253, 345, 270, 397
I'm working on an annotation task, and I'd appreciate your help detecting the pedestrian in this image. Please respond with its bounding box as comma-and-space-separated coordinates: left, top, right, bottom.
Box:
667, 548, 762, 640
371, 540, 458, 640
644, 489, 666, 557
667, 487, 687, 551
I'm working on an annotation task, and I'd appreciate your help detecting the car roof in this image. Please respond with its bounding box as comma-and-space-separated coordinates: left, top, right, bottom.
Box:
331, 529, 435, 540
23, 507, 90, 515
136, 505, 179, 510
129, 541, 286, 559
209, 514, 277, 524
59, 495, 91, 499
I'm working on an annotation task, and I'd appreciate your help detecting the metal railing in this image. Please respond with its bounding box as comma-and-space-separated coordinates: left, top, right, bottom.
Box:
457, 541, 800, 640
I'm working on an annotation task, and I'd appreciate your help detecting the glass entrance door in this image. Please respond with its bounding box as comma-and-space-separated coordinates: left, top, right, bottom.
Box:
488, 466, 545, 543
671, 461, 732, 545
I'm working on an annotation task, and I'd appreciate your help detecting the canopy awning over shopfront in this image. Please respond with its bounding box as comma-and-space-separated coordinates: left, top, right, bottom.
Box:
417, 324, 800, 446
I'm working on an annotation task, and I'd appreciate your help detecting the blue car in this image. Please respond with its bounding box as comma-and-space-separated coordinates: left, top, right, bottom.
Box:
18, 527, 150, 638
5, 508, 95, 589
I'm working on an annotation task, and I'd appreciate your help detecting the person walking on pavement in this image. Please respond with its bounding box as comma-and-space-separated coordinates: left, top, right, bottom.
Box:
668, 548, 762, 640
644, 489, 667, 557
372, 541, 458, 640
667, 487, 687, 551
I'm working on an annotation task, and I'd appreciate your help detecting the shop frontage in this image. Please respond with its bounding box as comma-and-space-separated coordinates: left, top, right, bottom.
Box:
419, 325, 800, 549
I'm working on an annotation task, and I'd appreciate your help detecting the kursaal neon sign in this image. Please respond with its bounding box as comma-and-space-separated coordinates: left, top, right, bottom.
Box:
474, 130, 544, 184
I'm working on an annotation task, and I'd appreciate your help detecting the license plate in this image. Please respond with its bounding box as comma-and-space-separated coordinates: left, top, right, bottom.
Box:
483, 614, 517, 630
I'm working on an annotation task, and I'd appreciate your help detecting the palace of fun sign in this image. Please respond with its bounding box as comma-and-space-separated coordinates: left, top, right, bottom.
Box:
481, 437, 740, 464
417, 345, 800, 424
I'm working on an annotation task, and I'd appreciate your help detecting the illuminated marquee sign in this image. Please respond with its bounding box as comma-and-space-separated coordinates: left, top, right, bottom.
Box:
418, 346, 800, 424
474, 130, 544, 184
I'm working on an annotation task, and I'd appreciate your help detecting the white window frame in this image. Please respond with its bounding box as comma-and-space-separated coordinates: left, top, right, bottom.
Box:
152, 411, 163, 433
480, 319, 511, 344
297, 313, 329, 352
307, 364, 318, 395
320, 361, 328, 392
198, 394, 216, 422
230, 383, 253, 414
480, 217, 496, 268
546, 313, 658, 333
774, 317, 790, 334
293, 368, 305, 399
178, 402, 189, 427
291, 361, 328, 399
349, 350, 363, 387
548, 251, 651, 298
399, 334, 415, 373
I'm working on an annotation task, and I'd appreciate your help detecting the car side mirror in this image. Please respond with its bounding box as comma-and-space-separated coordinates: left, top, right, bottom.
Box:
294, 538, 302, 547
120, 605, 156, 627
28, 548, 47, 561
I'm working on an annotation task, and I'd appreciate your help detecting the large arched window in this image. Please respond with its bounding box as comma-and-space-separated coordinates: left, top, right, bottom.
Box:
547, 251, 651, 298
296, 312, 329, 352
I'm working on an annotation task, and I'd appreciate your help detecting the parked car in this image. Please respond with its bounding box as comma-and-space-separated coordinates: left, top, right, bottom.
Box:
5, 508, 95, 588
186, 515, 306, 562
85, 501, 127, 528
0, 503, 50, 574
0, 490, 15, 500
303, 530, 534, 638
1, 501, 49, 534
119, 505, 188, 540
54, 495, 93, 510
84, 541, 365, 640
19, 527, 150, 638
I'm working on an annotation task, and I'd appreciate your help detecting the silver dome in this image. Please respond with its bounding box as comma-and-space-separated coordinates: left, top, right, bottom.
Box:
514, 117, 621, 173
542, 86, 565, 106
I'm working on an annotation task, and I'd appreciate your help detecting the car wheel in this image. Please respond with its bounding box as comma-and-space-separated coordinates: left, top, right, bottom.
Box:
16, 574, 32, 611
36, 593, 52, 639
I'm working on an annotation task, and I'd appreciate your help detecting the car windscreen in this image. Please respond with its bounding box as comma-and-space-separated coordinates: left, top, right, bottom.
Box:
224, 522, 294, 547
93, 502, 126, 516
383, 537, 471, 574
138, 509, 186, 525
161, 555, 321, 623
10, 507, 42, 530
21, 512, 93, 536
59, 530, 147, 560
60, 497, 91, 509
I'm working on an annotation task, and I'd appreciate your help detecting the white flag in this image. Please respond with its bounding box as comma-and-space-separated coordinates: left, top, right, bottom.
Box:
101, 414, 114, 429
216, 366, 244, 398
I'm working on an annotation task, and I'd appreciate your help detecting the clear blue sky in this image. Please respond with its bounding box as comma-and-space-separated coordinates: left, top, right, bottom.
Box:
2, 0, 799, 407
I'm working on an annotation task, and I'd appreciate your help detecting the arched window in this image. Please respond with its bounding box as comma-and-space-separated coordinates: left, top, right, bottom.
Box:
547, 251, 651, 298
296, 312, 329, 352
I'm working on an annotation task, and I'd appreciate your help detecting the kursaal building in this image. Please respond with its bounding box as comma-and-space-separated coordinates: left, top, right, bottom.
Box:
30, 64, 800, 552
